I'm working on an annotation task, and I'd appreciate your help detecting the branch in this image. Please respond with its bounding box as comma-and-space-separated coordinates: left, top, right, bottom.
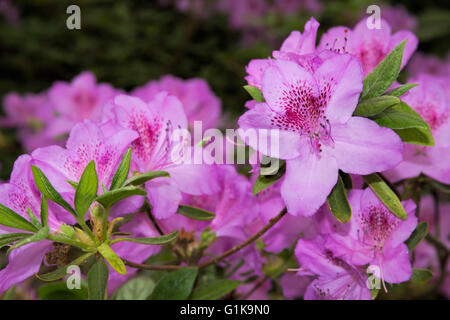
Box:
122, 207, 288, 272
198, 207, 287, 269
123, 259, 183, 271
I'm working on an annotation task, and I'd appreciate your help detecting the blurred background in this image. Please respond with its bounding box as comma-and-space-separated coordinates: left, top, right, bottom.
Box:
0, 0, 449, 179
0, 0, 449, 300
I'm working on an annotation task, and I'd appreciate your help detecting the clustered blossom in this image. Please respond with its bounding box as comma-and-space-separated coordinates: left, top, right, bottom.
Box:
0, 12, 448, 301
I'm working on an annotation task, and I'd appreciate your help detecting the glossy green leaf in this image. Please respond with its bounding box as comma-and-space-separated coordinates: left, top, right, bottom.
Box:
26, 207, 41, 229
394, 127, 434, 146
87, 258, 109, 300
38, 282, 88, 300
0, 203, 38, 232
353, 95, 400, 117
177, 205, 215, 221
97, 243, 126, 275
123, 171, 170, 187
327, 175, 352, 223
363, 174, 407, 220
0, 233, 31, 248
74, 161, 98, 219
371, 101, 430, 130
40, 196, 48, 227
31, 165, 76, 215
243, 85, 265, 102
114, 277, 155, 300
95, 186, 147, 209
110, 147, 132, 190
36, 252, 95, 282
410, 268, 433, 282
111, 231, 178, 245
384, 83, 418, 97
360, 40, 406, 101
405, 222, 428, 250
190, 279, 241, 300
7, 226, 49, 254
149, 267, 198, 300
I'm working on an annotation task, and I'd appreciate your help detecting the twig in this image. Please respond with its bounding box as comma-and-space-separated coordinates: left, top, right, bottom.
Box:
122, 207, 288, 271
198, 207, 287, 269
240, 275, 269, 300
123, 259, 183, 271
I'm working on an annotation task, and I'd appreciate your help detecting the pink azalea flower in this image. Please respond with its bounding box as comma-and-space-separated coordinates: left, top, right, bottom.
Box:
1, 92, 56, 151
413, 196, 450, 298
280, 271, 313, 300
326, 188, 417, 286
47, 71, 119, 136
381, 5, 418, 32
318, 18, 418, 75
384, 74, 450, 184
31, 119, 139, 225
0, 155, 64, 293
295, 237, 371, 300
239, 54, 403, 217
132, 75, 221, 130
102, 93, 220, 219
408, 53, 450, 78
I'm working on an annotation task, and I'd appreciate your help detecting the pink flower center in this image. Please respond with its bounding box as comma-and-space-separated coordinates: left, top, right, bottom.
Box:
358, 204, 400, 250
270, 79, 333, 154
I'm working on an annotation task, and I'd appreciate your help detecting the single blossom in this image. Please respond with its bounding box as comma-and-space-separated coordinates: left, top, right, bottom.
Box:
318, 17, 418, 75
239, 54, 403, 217
295, 237, 371, 300
384, 74, 450, 184
102, 93, 220, 219
0, 155, 64, 293
0, 92, 56, 151
47, 71, 119, 137
325, 188, 417, 285
31, 119, 139, 224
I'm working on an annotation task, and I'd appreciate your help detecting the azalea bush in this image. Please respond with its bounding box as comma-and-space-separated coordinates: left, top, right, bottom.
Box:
0, 1, 449, 300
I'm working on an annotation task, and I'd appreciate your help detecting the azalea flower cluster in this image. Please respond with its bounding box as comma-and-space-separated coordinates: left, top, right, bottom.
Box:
0, 15, 449, 301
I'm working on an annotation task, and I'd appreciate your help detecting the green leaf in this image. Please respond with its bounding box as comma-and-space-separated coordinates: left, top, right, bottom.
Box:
149, 267, 198, 300
0, 203, 38, 232
97, 243, 126, 275
252, 161, 286, 195
38, 282, 88, 300
190, 279, 241, 300
95, 186, 147, 208
111, 231, 178, 245
410, 268, 433, 282
36, 252, 95, 281
7, 226, 49, 254
371, 101, 430, 130
66, 180, 78, 190
110, 147, 132, 190
353, 95, 400, 117
74, 161, 98, 219
177, 205, 215, 221
26, 207, 42, 229
363, 174, 407, 220
0, 233, 32, 248
394, 127, 435, 146
123, 171, 170, 187
40, 196, 48, 227
327, 175, 352, 223
114, 277, 155, 300
405, 222, 428, 250
31, 165, 76, 215
87, 258, 109, 300
360, 40, 406, 101
384, 83, 418, 97
243, 85, 265, 102
340, 171, 353, 189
